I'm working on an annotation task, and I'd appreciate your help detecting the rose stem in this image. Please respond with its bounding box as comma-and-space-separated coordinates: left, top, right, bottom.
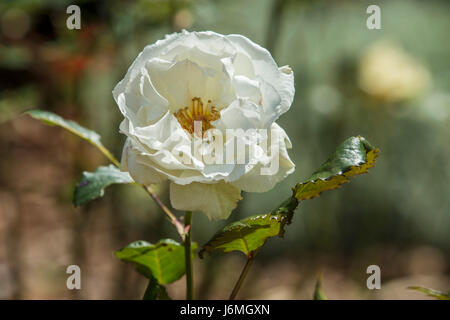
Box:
93, 142, 184, 238
97, 144, 121, 168
184, 211, 194, 300
143, 185, 185, 239
102, 149, 182, 238
229, 251, 258, 300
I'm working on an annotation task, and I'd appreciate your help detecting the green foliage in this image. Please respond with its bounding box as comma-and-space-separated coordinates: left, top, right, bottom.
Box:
200, 211, 291, 258
115, 239, 196, 285
26, 109, 103, 147
74, 165, 134, 206
408, 286, 450, 300
294, 136, 379, 201
201, 136, 378, 257
27, 110, 131, 206
25, 110, 119, 166
313, 274, 328, 300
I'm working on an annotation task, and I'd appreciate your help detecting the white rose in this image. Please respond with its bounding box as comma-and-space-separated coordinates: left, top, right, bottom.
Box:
113, 30, 295, 220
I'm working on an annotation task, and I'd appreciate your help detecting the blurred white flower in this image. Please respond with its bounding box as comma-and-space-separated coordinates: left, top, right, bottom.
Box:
113, 30, 295, 220
358, 41, 431, 103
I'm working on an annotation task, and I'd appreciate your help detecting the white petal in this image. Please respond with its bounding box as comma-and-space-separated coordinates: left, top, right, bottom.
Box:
138, 67, 169, 124
222, 51, 256, 80
120, 139, 167, 185
129, 111, 188, 151
230, 123, 295, 192
114, 67, 169, 128
164, 45, 226, 72
214, 98, 262, 131
232, 51, 256, 78
146, 58, 234, 112
258, 78, 282, 127
232, 75, 261, 104
170, 181, 242, 220
226, 34, 295, 116
112, 31, 192, 103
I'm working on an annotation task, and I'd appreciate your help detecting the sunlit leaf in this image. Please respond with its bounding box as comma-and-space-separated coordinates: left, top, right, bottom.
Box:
115, 239, 197, 285
25, 110, 119, 166
199, 197, 298, 258
73, 165, 133, 206
294, 136, 379, 200
408, 286, 450, 300
313, 274, 328, 300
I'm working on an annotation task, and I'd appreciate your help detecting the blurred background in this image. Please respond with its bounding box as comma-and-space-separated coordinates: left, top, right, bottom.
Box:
0, 0, 449, 299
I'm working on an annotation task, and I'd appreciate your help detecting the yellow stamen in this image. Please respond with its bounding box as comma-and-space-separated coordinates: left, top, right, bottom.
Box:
174, 97, 220, 135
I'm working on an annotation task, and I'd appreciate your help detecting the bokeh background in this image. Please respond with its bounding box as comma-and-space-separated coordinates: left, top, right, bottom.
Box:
0, 0, 449, 299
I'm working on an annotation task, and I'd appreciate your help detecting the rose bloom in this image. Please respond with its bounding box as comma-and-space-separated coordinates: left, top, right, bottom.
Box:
113, 30, 295, 220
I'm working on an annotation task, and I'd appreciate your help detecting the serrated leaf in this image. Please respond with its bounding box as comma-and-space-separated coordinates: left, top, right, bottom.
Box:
142, 277, 171, 300
74, 165, 133, 206
115, 239, 197, 285
408, 286, 450, 300
200, 197, 297, 258
294, 136, 379, 201
313, 274, 328, 300
26, 110, 119, 166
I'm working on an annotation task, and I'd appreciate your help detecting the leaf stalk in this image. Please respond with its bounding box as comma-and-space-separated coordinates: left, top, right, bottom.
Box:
229, 251, 257, 300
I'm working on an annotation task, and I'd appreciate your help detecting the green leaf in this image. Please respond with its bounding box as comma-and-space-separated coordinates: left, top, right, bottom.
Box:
25, 110, 119, 166
201, 136, 379, 258
74, 165, 133, 206
294, 136, 379, 201
313, 274, 328, 300
408, 286, 450, 300
142, 277, 171, 300
115, 239, 197, 285
199, 197, 297, 258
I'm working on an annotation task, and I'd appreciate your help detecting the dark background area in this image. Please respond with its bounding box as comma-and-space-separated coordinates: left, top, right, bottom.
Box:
0, 0, 449, 299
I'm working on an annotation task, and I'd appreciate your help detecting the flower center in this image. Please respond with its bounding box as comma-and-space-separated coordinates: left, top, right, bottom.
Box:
174, 97, 220, 135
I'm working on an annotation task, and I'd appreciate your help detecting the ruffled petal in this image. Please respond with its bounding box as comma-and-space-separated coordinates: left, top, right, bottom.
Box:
226, 34, 295, 117
214, 98, 262, 131
170, 181, 242, 220
230, 123, 295, 192
120, 139, 167, 185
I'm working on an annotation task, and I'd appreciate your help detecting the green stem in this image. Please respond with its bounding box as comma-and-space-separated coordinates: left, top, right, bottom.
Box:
143, 185, 184, 238
184, 211, 194, 300
229, 254, 256, 300
97, 144, 121, 168
103, 146, 183, 238
101, 144, 183, 237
